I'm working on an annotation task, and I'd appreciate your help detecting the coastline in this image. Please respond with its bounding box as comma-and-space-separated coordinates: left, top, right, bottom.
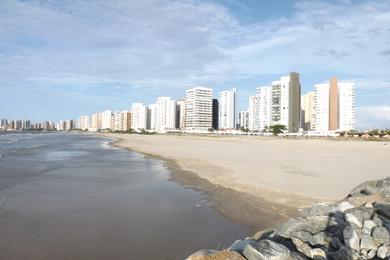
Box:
101, 133, 390, 232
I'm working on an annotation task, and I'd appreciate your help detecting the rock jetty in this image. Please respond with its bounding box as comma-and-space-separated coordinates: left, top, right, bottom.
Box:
187, 177, 390, 260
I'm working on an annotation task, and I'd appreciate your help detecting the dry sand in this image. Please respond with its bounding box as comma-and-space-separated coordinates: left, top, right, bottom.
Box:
104, 134, 390, 209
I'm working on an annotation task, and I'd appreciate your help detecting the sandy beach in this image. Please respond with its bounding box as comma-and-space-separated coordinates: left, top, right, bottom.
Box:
104, 134, 390, 209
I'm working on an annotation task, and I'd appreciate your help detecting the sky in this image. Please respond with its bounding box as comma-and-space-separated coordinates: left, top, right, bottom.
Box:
0, 0, 390, 130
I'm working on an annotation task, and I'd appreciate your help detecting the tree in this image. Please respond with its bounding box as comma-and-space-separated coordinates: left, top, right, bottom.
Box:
269, 124, 287, 136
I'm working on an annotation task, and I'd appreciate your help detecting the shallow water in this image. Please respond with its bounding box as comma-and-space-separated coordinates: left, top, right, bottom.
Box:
0, 132, 248, 260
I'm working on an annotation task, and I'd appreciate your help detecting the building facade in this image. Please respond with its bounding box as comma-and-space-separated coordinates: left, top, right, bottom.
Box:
185, 87, 213, 130
131, 103, 147, 131
218, 88, 237, 130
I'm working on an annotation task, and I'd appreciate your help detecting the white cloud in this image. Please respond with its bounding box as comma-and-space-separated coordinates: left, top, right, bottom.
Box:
356, 105, 390, 130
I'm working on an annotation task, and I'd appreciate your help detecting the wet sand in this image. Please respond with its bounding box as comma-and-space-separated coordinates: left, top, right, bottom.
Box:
105, 134, 390, 211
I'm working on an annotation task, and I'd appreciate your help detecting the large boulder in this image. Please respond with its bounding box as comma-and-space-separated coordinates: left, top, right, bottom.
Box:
186, 249, 246, 260
242, 240, 291, 260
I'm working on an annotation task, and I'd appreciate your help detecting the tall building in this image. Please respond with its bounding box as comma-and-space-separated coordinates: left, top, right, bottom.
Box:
101, 110, 113, 130
91, 112, 102, 129
218, 88, 237, 130
256, 86, 272, 131
156, 97, 176, 132
176, 99, 186, 129
212, 99, 219, 130
314, 78, 355, 132
301, 92, 316, 130
147, 104, 158, 131
131, 103, 147, 131
185, 87, 213, 130
79, 115, 90, 130
247, 72, 301, 133
113, 111, 131, 131
248, 96, 257, 131
239, 111, 249, 129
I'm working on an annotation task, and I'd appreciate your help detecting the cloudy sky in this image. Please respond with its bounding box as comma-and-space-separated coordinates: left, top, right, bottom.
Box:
1, 0, 389, 129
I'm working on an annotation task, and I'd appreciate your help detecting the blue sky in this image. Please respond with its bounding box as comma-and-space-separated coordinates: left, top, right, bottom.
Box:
0, 0, 390, 129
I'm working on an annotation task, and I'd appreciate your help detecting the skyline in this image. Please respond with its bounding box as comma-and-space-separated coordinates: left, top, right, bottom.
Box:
1, 0, 390, 129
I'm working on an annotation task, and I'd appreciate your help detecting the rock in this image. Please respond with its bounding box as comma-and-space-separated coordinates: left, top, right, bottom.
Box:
377, 244, 388, 259
310, 248, 326, 259
186, 249, 246, 260
299, 203, 332, 217
345, 213, 362, 228
290, 252, 309, 260
229, 239, 257, 254
373, 214, 383, 226
366, 249, 376, 259
327, 246, 353, 260
243, 240, 291, 260
360, 235, 377, 251
345, 207, 373, 223
375, 203, 390, 219
337, 201, 355, 212
291, 237, 312, 258
275, 216, 330, 238
343, 226, 360, 251
362, 227, 371, 235
363, 220, 377, 230
292, 231, 328, 246
372, 226, 390, 245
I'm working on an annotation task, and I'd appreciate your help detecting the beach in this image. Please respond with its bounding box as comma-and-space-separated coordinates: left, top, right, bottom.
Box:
104, 134, 390, 209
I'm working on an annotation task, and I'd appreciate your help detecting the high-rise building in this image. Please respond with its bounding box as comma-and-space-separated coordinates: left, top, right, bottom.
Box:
239, 111, 249, 129
131, 103, 147, 131
113, 111, 131, 131
301, 92, 316, 130
91, 112, 102, 129
256, 86, 272, 131
156, 97, 176, 132
79, 115, 90, 130
248, 96, 257, 131
101, 110, 113, 130
218, 88, 237, 130
212, 99, 219, 130
314, 78, 355, 132
147, 104, 158, 131
185, 87, 213, 130
176, 99, 186, 129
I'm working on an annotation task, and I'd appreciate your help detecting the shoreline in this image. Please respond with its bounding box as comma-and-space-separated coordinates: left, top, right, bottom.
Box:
105, 135, 304, 232
101, 133, 390, 233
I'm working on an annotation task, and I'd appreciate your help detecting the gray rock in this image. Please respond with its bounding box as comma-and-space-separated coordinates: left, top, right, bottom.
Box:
345, 213, 362, 228
348, 177, 390, 198
343, 226, 360, 251
292, 231, 328, 246
229, 239, 257, 254
290, 252, 309, 260
337, 201, 355, 212
243, 240, 291, 260
345, 207, 373, 223
310, 248, 326, 259
327, 246, 353, 260
363, 220, 377, 230
372, 226, 390, 245
299, 203, 332, 217
375, 203, 390, 219
360, 235, 377, 251
373, 214, 383, 226
367, 249, 376, 259
377, 244, 388, 259
291, 237, 312, 258
275, 216, 329, 238
362, 227, 371, 235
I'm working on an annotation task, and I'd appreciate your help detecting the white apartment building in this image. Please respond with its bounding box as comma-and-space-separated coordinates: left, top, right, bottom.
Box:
314, 80, 355, 132
91, 112, 102, 129
131, 103, 147, 131
248, 96, 257, 131
301, 91, 316, 130
147, 104, 158, 131
156, 97, 176, 132
256, 86, 272, 131
239, 111, 249, 129
314, 83, 330, 131
185, 87, 213, 130
113, 111, 131, 132
79, 115, 90, 130
101, 110, 113, 130
218, 88, 237, 130
339, 82, 355, 131
176, 99, 186, 129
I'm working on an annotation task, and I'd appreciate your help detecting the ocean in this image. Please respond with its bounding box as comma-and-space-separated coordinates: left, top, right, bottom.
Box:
0, 132, 248, 259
